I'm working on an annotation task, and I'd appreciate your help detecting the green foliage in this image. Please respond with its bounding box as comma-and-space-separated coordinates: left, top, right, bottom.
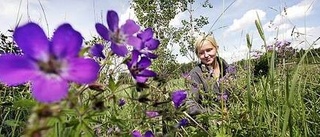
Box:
1, 2, 320, 137
133, 0, 185, 73
0, 32, 21, 55
132, 0, 212, 75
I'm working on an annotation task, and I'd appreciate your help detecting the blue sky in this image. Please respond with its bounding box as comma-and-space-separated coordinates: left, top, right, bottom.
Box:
0, 0, 319, 63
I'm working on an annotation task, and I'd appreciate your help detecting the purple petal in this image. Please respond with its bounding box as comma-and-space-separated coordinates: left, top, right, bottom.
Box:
131, 50, 140, 63
0, 55, 37, 86
110, 43, 128, 57
95, 23, 110, 41
138, 69, 157, 77
145, 39, 159, 50
118, 98, 126, 107
107, 10, 119, 32
120, 20, 140, 35
90, 44, 105, 58
131, 130, 142, 137
144, 130, 154, 137
128, 36, 142, 50
13, 22, 49, 60
145, 52, 157, 59
137, 28, 153, 41
62, 58, 99, 84
51, 23, 83, 58
31, 75, 68, 103
178, 119, 189, 127
171, 90, 187, 108
137, 57, 151, 69
146, 111, 159, 118
135, 76, 148, 83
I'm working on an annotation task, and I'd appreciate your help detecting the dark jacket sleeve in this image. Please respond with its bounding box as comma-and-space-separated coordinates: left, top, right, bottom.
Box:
185, 68, 204, 116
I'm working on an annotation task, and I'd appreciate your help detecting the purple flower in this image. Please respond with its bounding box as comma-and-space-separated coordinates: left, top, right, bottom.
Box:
144, 130, 154, 137
250, 50, 263, 59
132, 130, 142, 137
146, 111, 159, 118
90, 44, 105, 59
0, 22, 100, 103
118, 98, 126, 107
276, 40, 291, 49
217, 91, 230, 101
178, 118, 189, 127
131, 130, 154, 137
266, 44, 274, 51
182, 73, 191, 80
126, 50, 157, 83
226, 65, 236, 74
107, 127, 113, 134
171, 90, 187, 108
136, 28, 159, 59
95, 10, 142, 57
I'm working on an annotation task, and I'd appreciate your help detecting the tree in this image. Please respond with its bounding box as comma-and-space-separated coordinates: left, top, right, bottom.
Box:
132, 0, 212, 79
0, 31, 21, 55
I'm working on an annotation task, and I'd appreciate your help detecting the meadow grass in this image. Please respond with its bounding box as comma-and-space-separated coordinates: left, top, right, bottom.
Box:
0, 54, 319, 137
1, 1, 320, 136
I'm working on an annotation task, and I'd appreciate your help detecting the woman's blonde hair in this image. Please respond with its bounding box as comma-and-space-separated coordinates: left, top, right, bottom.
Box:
194, 35, 218, 55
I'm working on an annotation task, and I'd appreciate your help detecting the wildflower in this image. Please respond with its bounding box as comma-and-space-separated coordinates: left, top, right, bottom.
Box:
266, 44, 274, 51
106, 126, 121, 135
90, 44, 105, 59
182, 73, 191, 80
95, 10, 141, 57
136, 28, 159, 59
146, 111, 159, 118
250, 50, 263, 59
118, 98, 126, 107
226, 65, 236, 75
0, 22, 100, 103
275, 40, 291, 49
171, 90, 187, 108
178, 118, 189, 127
144, 130, 154, 137
217, 91, 230, 101
131, 130, 154, 137
126, 50, 157, 83
106, 127, 113, 135
131, 130, 142, 137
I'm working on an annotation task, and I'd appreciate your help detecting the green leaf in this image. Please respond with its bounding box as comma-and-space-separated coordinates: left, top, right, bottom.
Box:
13, 99, 36, 109
65, 120, 80, 128
108, 75, 118, 92
246, 34, 252, 50
79, 46, 90, 56
255, 13, 265, 42
4, 120, 21, 127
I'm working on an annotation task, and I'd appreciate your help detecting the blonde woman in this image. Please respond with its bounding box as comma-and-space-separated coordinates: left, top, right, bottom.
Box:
186, 35, 230, 116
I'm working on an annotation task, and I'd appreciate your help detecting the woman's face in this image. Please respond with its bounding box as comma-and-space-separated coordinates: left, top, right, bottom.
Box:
197, 40, 217, 65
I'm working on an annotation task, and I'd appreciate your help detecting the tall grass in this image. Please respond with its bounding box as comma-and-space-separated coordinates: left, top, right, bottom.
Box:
1, 1, 320, 137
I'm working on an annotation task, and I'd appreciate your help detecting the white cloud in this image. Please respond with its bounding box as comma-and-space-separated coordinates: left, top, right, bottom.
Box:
264, 0, 315, 32
226, 9, 266, 32
290, 26, 320, 49
0, 0, 132, 40
264, 22, 294, 32
274, 0, 313, 25
264, 25, 320, 50
220, 44, 249, 63
0, 0, 46, 33
169, 11, 188, 27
